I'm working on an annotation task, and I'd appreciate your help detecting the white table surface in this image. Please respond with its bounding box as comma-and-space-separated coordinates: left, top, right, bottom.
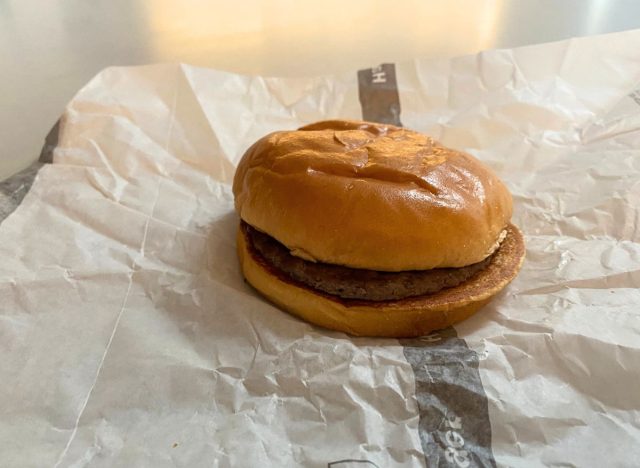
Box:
2, 0, 640, 180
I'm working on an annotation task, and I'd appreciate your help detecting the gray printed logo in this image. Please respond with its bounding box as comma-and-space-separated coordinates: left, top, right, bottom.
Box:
401, 329, 496, 468
357, 63, 402, 126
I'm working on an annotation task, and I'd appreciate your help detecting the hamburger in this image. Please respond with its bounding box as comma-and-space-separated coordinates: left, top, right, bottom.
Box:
233, 120, 525, 337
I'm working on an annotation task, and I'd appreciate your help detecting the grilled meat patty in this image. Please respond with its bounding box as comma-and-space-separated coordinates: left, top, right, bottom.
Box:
243, 222, 495, 301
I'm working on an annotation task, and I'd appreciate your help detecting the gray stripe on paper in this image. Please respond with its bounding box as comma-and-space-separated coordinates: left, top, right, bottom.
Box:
0, 119, 59, 225
357, 63, 496, 468
357, 63, 402, 126
401, 331, 496, 468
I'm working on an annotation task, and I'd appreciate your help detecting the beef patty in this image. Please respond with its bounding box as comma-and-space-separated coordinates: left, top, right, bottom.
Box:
243, 222, 496, 301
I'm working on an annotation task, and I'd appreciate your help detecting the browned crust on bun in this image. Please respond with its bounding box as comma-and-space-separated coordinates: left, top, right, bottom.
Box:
233, 120, 513, 271
237, 223, 525, 337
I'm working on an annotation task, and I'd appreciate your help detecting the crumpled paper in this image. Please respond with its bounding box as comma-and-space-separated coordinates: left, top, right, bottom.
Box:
2, 29, 640, 467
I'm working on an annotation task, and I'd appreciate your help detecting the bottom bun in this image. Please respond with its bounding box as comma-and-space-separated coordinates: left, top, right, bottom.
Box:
237, 223, 525, 338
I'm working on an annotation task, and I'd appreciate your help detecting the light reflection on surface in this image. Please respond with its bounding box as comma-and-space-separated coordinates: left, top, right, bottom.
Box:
1, 0, 640, 179
145, 0, 509, 75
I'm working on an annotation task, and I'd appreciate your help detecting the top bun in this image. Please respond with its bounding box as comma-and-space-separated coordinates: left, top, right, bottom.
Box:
233, 120, 513, 271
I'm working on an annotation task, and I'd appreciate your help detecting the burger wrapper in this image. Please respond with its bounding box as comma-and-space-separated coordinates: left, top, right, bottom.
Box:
3, 29, 640, 467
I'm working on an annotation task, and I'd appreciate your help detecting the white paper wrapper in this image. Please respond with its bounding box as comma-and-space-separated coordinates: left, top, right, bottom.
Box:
2, 29, 640, 467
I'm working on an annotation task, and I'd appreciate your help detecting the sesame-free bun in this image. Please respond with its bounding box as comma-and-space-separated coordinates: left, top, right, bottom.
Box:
237, 223, 525, 337
233, 120, 513, 271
